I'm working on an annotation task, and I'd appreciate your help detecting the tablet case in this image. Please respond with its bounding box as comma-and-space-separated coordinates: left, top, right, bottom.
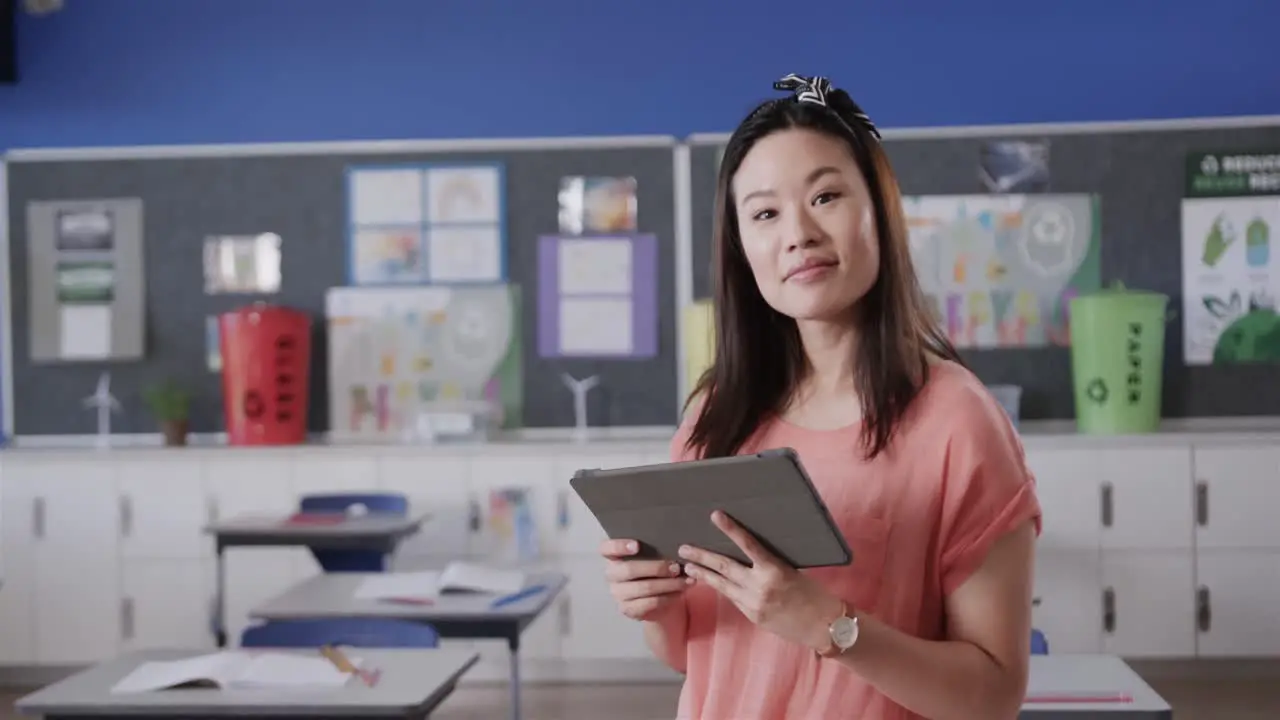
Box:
570, 448, 852, 569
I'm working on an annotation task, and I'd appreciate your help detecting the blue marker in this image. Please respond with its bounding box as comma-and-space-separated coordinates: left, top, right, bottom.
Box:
490, 584, 548, 609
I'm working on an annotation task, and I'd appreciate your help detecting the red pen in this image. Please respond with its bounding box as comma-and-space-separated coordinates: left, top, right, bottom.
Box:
1024, 692, 1133, 704
381, 596, 435, 606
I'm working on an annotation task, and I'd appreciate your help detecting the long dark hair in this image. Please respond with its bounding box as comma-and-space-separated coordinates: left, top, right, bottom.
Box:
685, 80, 964, 460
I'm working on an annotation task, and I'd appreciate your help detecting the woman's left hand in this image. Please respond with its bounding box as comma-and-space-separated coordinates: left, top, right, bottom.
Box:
679, 510, 846, 653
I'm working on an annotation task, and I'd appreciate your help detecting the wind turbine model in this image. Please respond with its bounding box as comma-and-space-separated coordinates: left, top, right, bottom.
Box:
561, 373, 600, 444
82, 372, 121, 448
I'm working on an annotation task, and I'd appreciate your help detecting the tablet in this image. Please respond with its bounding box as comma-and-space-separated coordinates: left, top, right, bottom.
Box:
570, 447, 851, 570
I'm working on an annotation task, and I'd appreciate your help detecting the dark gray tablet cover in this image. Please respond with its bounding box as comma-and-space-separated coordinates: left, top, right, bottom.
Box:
569, 448, 852, 569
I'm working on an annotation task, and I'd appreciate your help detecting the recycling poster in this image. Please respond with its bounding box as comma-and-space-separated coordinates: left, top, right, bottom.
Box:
1181, 150, 1280, 365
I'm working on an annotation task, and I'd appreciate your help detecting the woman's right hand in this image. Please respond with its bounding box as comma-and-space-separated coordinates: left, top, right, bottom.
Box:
600, 538, 691, 622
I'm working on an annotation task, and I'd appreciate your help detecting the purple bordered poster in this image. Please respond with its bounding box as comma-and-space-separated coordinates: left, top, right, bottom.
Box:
537, 234, 658, 359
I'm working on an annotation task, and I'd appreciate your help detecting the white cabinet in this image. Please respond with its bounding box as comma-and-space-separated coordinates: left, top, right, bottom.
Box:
560, 556, 651, 661
1190, 446, 1280, 657
118, 457, 209, 560
28, 461, 122, 664
1191, 447, 1280, 549
0, 467, 37, 664
1032, 548, 1102, 653
469, 455, 558, 559
1101, 550, 1196, 657
1098, 448, 1194, 551
380, 455, 473, 561
3, 433, 1280, 674
1194, 551, 1280, 657
204, 456, 303, 647
121, 560, 213, 653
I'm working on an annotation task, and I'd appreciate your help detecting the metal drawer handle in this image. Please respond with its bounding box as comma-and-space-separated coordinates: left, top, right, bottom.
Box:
1195, 481, 1209, 526
1197, 586, 1212, 633
1100, 482, 1113, 528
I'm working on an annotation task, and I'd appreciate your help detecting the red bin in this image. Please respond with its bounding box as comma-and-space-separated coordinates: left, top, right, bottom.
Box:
218, 304, 311, 446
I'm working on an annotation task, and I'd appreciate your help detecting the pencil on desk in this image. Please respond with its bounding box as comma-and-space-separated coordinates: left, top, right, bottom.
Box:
320, 645, 380, 687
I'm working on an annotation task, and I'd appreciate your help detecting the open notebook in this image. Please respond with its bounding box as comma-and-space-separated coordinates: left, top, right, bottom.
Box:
355, 561, 526, 601
111, 651, 363, 693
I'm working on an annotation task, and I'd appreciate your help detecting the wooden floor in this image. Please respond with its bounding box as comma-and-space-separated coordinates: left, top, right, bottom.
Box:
4, 673, 1280, 719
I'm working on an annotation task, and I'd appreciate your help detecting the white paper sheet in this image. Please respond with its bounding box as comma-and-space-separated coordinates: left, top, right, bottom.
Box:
559, 297, 633, 355
350, 168, 424, 225
354, 562, 525, 600
427, 166, 501, 224
354, 570, 443, 600
427, 226, 502, 282
110, 651, 357, 693
558, 238, 632, 295
439, 561, 526, 594
59, 304, 112, 359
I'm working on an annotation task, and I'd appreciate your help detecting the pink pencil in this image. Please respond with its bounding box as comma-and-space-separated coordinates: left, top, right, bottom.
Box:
1024, 692, 1133, 704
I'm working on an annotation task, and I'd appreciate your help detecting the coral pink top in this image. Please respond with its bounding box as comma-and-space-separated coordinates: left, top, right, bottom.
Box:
670, 361, 1042, 720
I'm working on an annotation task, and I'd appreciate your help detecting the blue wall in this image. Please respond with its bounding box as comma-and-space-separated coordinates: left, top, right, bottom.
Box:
0, 0, 1277, 149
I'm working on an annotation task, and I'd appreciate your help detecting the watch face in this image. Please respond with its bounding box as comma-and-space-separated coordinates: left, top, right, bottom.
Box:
831, 617, 858, 648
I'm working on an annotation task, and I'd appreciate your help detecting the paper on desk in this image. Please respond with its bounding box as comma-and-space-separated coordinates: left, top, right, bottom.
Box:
439, 561, 526, 595
111, 651, 360, 693
355, 570, 443, 600
355, 562, 526, 600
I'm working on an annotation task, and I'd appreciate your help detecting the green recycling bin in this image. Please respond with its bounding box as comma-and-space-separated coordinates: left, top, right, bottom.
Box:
1069, 285, 1169, 434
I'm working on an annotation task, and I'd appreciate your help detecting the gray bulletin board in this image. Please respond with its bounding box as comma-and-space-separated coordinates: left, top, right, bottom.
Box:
687, 121, 1280, 420
6, 138, 679, 436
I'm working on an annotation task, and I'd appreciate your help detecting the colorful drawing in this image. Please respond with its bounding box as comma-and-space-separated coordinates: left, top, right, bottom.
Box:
326, 285, 522, 439
903, 194, 1100, 349
351, 228, 426, 285
346, 162, 507, 285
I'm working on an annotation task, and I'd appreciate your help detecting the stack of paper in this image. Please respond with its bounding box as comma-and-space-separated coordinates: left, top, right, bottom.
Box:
355, 561, 526, 601
111, 651, 361, 693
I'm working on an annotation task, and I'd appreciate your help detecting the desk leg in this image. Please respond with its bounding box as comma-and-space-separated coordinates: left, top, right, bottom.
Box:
507, 633, 522, 720
212, 544, 227, 648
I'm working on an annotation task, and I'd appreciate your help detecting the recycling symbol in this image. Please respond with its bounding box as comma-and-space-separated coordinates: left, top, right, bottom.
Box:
1085, 378, 1109, 405
242, 390, 265, 419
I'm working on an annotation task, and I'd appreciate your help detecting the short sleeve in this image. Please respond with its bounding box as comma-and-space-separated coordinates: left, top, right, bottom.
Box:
937, 386, 1042, 595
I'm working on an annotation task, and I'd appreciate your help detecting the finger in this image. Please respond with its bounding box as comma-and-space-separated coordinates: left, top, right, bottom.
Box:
711, 510, 774, 567
684, 563, 745, 605
677, 544, 750, 585
604, 559, 681, 583
599, 538, 639, 558
613, 577, 690, 601
619, 596, 667, 620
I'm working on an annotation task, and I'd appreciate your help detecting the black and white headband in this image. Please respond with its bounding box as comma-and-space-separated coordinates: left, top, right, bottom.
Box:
773, 73, 881, 141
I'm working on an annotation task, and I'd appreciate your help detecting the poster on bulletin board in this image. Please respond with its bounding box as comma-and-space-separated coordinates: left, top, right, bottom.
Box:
345, 163, 506, 286
902, 193, 1101, 349
25, 198, 147, 363
536, 233, 658, 359
1182, 150, 1280, 365
326, 285, 522, 440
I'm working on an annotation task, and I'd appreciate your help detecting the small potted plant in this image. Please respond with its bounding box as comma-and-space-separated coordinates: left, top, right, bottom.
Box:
143, 379, 191, 447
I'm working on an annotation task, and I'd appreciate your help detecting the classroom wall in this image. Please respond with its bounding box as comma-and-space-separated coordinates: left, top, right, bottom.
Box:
1, 0, 1278, 149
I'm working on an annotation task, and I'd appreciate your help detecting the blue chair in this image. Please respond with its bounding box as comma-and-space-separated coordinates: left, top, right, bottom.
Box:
241, 618, 439, 649
1030, 628, 1049, 655
298, 492, 409, 573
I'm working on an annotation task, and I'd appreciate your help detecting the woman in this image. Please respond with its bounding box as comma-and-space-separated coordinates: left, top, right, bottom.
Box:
600, 74, 1042, 720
